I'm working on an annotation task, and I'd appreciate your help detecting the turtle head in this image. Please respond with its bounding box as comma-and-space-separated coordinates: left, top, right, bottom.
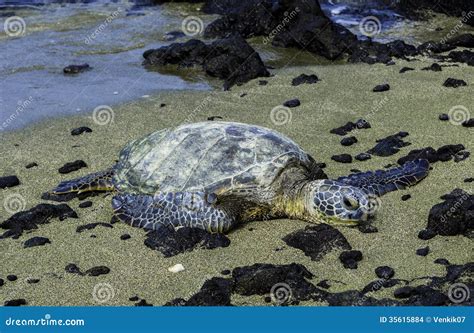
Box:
306, 180, 374, 225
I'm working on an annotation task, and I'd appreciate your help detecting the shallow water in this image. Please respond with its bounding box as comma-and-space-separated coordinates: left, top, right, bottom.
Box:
0, 0, 217, 131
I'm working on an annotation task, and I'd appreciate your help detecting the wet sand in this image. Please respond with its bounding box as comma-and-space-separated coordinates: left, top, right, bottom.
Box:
0, 58, 473, 305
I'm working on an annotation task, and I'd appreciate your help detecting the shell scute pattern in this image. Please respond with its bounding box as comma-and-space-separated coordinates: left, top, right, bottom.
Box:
114, 122, 315, 199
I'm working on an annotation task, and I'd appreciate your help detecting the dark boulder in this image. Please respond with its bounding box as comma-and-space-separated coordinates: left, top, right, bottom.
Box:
367, 132, 410, 157
143, 35, 269, 90
0, 175, 20, 189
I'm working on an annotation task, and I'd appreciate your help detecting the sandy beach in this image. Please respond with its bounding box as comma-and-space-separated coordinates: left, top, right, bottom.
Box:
1, 57, 472, 305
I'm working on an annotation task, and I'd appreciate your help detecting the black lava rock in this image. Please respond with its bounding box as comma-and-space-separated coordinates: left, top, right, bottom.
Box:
418, 229, 436, 240
292, 74, 319, 86
135, 299, 153, 306
355, 153, 372, 161
401, 194, 411, 201
373, 83, 390, 92
0, 278, 4, 286
144, 225, 230, 257
168, 277, 233, 306
7, 275, 18, 281
443, 78, 467, 88
339, 250, 363, 269
207, 116, 223, 121
143, 35, 270, 90
258, 80, 268, 85
24, 236, 51, 248
232, 263, 318, 302
438, 113, 449, 121
434, 258, 450, 265
129, 296, 139, 301
221, 269, 231, 275
399, 67, 414, 73
202, 0, 358, 61
368, 132, 410, 157
283, 99, 301, 108
4, 299, 27, 306
416, 246, 430, 256
357, 223, 378, 233
397, 144, 466, 165
422, 63, 442, 71
464, 178, 474, 183
25, 162, 38, 169
331, 154, 352, 163
0, 175, 20, 189
394, 286, 414, 299
375, 266, 395, 279
63, 63, 90, 74
448, 50, 474, 66
27, 278, 40, 284
58, 160, 87, 174
120, 234, 131, 240
76, 222, 113, 233
71, 126, 92, 136
425, 189, 473, 237
78, 201, 92, 208
65, 263, 82, 274
282, 224, 352, 261
447, 33, 474, 48
462, 119, 474, 127
0, 203, 77, 239
85, 266, 110, 276
330, 119, 370, 136
340, 136, 358, 146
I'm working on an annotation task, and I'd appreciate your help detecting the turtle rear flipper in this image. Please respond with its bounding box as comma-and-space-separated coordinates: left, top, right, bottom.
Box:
337, 159, 429, 196
52, 168, 115, 194
112, 192, 235, 233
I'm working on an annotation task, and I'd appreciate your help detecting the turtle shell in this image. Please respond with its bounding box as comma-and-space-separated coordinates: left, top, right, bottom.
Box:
114, 122, 321, 195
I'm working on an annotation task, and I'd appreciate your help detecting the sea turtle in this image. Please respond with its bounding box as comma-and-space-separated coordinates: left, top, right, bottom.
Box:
51, 122, 429, 233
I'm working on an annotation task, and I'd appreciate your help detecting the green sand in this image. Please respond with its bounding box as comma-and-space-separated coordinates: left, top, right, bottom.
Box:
1, 59, 473, 306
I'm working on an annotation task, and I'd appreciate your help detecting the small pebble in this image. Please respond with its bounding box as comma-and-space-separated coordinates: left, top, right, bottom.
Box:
0, 278, 4, 286
221, 269, 231, 275
129, 296, 139, 301
258, 80, 268, 85
331, 154, 352, 163
355, 153, 371, 161
357, 224, 378, 233
120, 234, 131, 240
168, 264, 185, 273
464, 178, 474, 183
443, 78, 467, 88
7, 275, 18, 281
25, 162, 38, 169
283, 99, 301, 108
418, 229, 436, 240
394, 286, 414, 299
207, 116, 223, 121
24, 236, 51, 248
373, 83, 390, 92
65, 263, 81, 274
4, 299, 27, 306
340, 136, 358, 146
339, 250, 362, 269
416, 246, 430, 256
58, 160, 87, 174
438, 114, 449, 121
160, 103, 166, 107
85, 266, 110, 276
135, 299, 153, 306
462, 119, 474, 127
71, 127, 92, 136
434, 258, 450, 265
26, 278, 40, 284
0, 175, 20, 189
78, 201, 93, 208
375, 266, 395, 279
401, 194, 411, 201
399, 67, 414, 73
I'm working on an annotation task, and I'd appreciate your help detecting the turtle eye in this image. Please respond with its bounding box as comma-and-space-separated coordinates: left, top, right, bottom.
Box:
343, 196, 359, 210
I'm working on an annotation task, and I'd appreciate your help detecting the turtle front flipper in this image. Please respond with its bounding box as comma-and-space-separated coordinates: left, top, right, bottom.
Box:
112, 192, 236, 233
51, 168, 115, 194
336, 159, 430, 196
